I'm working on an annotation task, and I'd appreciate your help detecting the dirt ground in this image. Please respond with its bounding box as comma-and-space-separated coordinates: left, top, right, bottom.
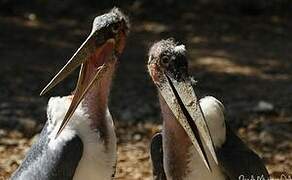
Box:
0, 2, 291, 179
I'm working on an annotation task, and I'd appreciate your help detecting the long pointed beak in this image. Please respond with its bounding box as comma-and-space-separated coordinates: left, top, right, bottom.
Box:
54, 39, 115, 138
156, 73, 218, 172
54, 63, 106, 138
40, 28, 117, 137
40, 31, 107, 96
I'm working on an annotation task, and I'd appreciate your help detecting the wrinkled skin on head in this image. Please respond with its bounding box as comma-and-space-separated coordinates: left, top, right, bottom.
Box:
148, 39, 189, 83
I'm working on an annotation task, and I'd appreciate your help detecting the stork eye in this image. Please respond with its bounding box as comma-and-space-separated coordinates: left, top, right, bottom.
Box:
111, 23, 119, 33
160, 56, 170, 67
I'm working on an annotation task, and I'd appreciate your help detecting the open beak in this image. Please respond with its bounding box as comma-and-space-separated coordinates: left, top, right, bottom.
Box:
155, 73, 218, 172
40, 29, 117, 138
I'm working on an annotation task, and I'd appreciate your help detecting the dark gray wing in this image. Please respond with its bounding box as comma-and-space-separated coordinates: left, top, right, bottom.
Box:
150, 133, 166, 180
11, 122, 83, 180
217, 125, 269, 180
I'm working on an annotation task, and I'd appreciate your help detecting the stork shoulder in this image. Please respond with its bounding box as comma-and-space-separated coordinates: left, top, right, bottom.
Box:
199, 96, 226, 149
11, 123, 83, 180
46, 96, 85, 149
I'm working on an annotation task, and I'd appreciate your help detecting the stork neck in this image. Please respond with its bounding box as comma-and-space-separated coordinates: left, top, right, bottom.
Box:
158, 93, 191, 145
82, 68, 114, 131
158, 94, 192, 179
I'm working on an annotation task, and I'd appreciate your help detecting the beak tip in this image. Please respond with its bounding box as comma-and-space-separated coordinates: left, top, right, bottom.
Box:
39, 91, 44, 96
213, 155, 219, 165
54, 131, 61, 139
40, 84, 51, 96
200, 155, 212, 172
40, 89, 47, 96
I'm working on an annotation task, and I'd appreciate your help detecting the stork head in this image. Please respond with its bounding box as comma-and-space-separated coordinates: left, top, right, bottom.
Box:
148, 39, 188, 83
41, 8, 129, 137
147, 39, 218, 171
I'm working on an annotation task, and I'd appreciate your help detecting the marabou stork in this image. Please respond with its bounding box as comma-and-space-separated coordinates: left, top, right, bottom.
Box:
11, 8, 129, 180
148, 39, 269, 180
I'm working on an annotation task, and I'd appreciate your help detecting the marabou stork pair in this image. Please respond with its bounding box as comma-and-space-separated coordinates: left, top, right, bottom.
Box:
11, 8, 269, 180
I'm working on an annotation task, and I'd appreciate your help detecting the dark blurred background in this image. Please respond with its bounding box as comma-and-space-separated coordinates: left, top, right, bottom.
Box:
0, 0, 291, 179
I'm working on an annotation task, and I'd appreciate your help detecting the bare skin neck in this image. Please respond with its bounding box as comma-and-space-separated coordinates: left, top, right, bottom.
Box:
159, 94, 192, 180
82, 65, 115, 147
